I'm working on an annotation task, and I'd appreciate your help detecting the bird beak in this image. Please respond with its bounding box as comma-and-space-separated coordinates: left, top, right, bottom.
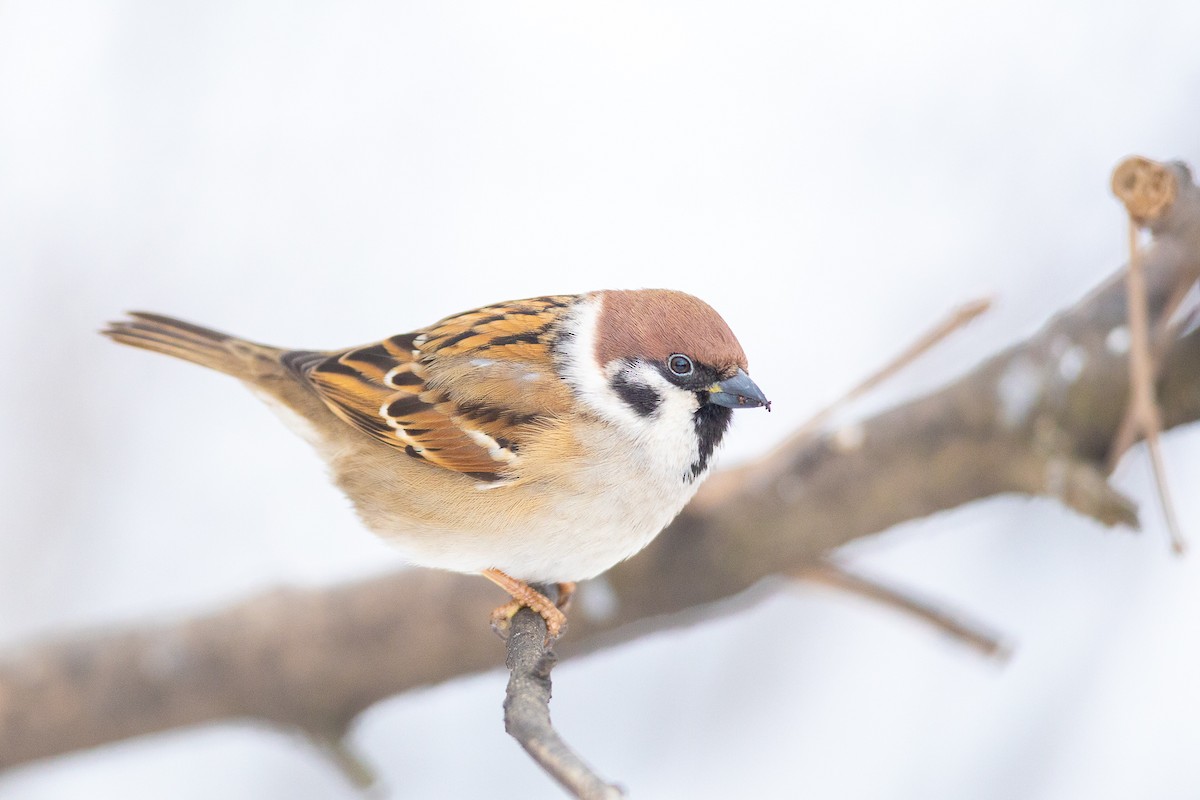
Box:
708, 368, 771, 411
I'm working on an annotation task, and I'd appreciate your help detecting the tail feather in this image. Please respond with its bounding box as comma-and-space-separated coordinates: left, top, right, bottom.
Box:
104, 312, 341, 440
103, 312, 281, 378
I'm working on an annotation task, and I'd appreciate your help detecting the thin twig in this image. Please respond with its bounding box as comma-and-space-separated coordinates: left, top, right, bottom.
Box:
1127, 219, 1186, 554
311, 734, 377, 790
786, 296, 992, 443
1110, 156, 1188, 554
501, 586, 625, 800
798, 559, 1011, 660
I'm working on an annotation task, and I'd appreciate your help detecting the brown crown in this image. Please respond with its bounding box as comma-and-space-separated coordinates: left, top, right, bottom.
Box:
593, 289, 748, 376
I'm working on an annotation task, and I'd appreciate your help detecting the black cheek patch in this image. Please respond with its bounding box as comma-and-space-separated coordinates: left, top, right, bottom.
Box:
611, 372, 662, 417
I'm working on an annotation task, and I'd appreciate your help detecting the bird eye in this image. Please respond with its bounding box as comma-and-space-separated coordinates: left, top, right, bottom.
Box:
667, 354, 694, 376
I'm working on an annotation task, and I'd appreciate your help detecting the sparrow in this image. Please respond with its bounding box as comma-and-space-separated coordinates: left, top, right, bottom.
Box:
104, 290, 770, 637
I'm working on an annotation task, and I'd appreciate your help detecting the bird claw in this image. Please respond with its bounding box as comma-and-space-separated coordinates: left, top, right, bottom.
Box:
482, 569, 572, 640
489, 598, 567, 640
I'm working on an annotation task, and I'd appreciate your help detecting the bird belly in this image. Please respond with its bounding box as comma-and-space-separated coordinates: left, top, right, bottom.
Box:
361, 471, 699, 583
331, 424, 705, 583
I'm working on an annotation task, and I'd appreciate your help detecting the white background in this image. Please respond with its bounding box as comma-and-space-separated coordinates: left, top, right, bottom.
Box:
3, 2, 1200, 798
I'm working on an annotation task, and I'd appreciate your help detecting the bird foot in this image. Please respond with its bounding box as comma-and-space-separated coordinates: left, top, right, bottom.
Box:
482, 569, 573, 639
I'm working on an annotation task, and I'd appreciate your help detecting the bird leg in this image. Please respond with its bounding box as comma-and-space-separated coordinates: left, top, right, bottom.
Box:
482, 569, 572, 639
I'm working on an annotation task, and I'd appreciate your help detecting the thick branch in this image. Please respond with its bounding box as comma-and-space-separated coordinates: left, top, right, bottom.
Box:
3, 163, 1200, 772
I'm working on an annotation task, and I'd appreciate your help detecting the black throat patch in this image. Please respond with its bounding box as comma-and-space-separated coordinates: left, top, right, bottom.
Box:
689, 402, 733, 481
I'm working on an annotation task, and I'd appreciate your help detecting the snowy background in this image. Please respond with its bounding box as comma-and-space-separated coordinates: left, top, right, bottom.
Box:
3, 1, 1200, 798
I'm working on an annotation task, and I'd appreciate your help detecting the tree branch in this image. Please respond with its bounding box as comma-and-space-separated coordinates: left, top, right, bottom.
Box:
501, 587, 624, 800
3, 161, 1200, 777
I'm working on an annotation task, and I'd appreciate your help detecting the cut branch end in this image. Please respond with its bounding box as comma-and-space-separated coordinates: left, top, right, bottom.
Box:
1112, 155, 1179, 225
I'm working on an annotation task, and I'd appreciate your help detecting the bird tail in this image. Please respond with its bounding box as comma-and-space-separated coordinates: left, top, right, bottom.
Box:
102, 312, 285, 380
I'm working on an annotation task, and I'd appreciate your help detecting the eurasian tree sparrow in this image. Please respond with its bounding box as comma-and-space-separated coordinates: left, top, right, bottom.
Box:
105, 290, 769, 636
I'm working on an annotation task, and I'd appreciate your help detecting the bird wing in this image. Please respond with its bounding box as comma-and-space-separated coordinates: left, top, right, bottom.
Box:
286, 295, 577, 483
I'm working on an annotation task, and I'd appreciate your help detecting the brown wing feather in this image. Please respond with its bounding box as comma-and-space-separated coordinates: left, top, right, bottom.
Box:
292, 296, 577, 482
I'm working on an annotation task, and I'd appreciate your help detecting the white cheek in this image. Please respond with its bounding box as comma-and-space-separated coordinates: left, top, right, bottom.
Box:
596, 361, 704, 482
620, 361, 698, 433
556, 295, 708, 484
556, 297, 613, 413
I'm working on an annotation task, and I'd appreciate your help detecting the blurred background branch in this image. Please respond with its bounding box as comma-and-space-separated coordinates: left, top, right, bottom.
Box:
2, 159, 1199, 775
